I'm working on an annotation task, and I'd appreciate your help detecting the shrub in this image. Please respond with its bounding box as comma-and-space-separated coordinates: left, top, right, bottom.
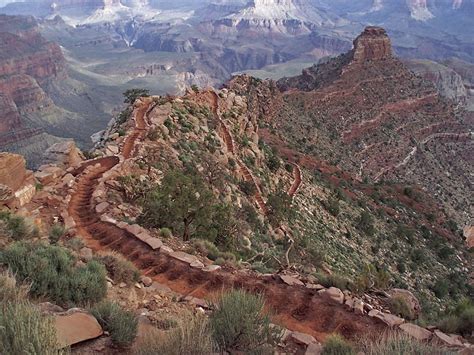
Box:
239, 180, 257, 196
0, 301, 61, 354
64, 237, 85, 251
322, 334, 355, 355
0, 211, 37, 240
325, 197, 340, 217
315, 272, 352, 291
134, 313, 213, 355
362, 332, 454, 355
1, 241, 107, 306
438, 299, 474, 337
116, 107, 132, 125
91, 301, 138, 347
389, 296, 414, 320
432, 279, 449, 298
357, 211, 375, 236
0, 271, 28, 303
49, 224, 65, 245
123, 88, 150, 104
96, 251, 140, 285
160, 227, 173, 238
210, 289, 282, 353
192, 239, 220, 260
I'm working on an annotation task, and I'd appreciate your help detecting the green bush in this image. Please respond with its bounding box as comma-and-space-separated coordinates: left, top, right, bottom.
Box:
96, 251, 140, 285
91, 301, 138, 347
322, 334, 355, 355
315, 272, 352, 291
389, 296, 414, 320
438, 299, 474, 337
325, 197, 341, 217
134, 313, 213, 355
49, 224, 65, 245
0, 241, 107, 306
357, 211, 375, 236
0, 301, 62, 354
210, 289, 282, 353
432, 279, 449, 298
0, 211, 37, 240
123, 88, 150, 104
160, 227, 173, 238
192, 239, 220, 260
362, 332, 454, 355
64, 237, 85, 252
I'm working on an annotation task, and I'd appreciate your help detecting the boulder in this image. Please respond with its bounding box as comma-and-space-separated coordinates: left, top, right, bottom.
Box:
0, 152, 28, 191
145, 238, 163, 250
433, 330, 463, 347
353, 299, 365, 315
54, 311, 103, 348
170, 251, 200, 265
280, 275, 305, 287
399, 323, 432, 341
318, 287, 344, 304
140, 276, 153, 287
305, 342, 323, 355
203, 265, 221, 272
464, 226, 474, 249
370, 311, 405, 327
0, 153, 35, 207
388, 288, 421, 317
288, 331, 318, 346
95, 202, 109, 214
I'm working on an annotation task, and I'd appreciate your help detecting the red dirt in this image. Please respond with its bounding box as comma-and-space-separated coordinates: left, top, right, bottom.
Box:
122, 99, 150, 159
67, 97, 386, 343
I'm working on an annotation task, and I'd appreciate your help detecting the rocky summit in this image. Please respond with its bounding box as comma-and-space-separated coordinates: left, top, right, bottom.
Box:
0, 3, 472, 354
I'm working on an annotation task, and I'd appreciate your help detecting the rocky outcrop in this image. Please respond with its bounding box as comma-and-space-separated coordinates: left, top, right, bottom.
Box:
351, 26, 392, 63
0, 153, 35, 207
406, 59, 468, 104
42, 141, 85, 169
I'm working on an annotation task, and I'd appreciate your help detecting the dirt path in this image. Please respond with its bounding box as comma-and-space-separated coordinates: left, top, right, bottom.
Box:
122, 99, 150, 159
67, 96, 385, 342
288, 163, 302, 197
68, 162, 384, 341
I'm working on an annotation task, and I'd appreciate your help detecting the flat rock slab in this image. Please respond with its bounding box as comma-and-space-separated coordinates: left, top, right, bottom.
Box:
203, 265, 221, 272
288, 331, 318, 346
146, 237, 163, 250
280, 275, 305, 287
54, 312, 103, 348
433, 330, 464, 347
318, 287, 344, 304
374, 312, 405, 327
170, 251, 199, 265
399, 323, 432, 341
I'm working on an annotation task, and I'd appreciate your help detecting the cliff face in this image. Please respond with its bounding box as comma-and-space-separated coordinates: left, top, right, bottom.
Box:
0, 15, 66, 138
351, 26, 392, 62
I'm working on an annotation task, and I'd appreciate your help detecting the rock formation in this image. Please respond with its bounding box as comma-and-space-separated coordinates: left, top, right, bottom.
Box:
351, 26, 392, 63
0, 153, 35, 207
42, 141, 85, 169
0, 15, 66, 146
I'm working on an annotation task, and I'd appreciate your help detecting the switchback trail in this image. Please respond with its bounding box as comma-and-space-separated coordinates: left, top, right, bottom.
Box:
68, 97, 385, 342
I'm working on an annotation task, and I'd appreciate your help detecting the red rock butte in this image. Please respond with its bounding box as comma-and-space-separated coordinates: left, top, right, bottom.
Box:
351, 26, 392, 62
